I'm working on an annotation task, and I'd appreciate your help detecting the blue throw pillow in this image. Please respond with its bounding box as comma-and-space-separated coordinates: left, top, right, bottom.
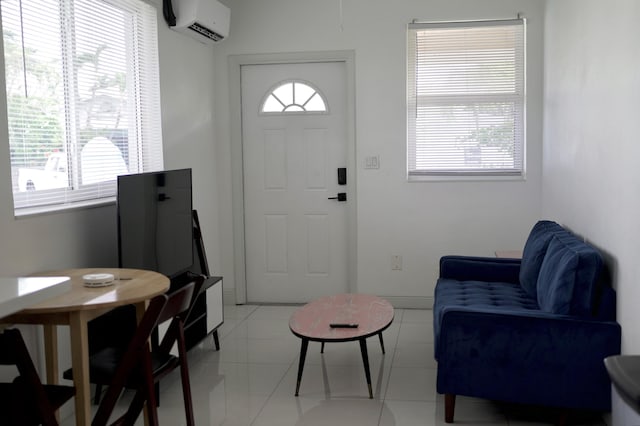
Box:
536, 236, 578, 314
557, 233, 603, 316
519, 221, 562, 298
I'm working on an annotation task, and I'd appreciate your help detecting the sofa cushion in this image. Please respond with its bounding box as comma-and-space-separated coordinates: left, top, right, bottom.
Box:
536, 234, 603, 315
434, 278, 539, 355
519, 220, 564, 299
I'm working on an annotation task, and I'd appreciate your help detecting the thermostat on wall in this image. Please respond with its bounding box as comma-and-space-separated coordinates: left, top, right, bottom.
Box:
82, 273, 115, 287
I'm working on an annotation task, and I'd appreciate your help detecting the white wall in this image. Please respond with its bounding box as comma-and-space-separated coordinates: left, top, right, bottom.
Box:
156, 7, 223, 279
542, 0, 640, 354
213, 0, 545, 304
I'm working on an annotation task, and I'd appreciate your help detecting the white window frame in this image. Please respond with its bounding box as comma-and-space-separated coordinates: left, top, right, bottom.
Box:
407, 19, 526, 181
259, 79, 329, 115
2, 0, 163, 216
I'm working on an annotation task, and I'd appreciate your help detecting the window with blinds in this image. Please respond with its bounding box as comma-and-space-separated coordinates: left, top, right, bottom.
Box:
407, 19, 525, 179
1, 0, 163, 214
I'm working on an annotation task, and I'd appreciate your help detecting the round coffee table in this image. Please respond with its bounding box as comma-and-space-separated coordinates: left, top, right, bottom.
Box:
289, 293, 394, 398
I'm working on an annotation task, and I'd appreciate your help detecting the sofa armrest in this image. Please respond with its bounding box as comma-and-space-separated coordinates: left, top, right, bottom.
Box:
439, 255, 521, 284
435, 308, 622, 410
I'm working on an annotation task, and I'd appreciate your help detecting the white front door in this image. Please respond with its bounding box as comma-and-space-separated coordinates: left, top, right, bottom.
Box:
241, 62, 349, 303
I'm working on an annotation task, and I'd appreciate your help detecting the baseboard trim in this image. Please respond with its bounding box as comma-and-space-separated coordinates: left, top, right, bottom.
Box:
223, 289, 433, 310
381, 295, 434, 310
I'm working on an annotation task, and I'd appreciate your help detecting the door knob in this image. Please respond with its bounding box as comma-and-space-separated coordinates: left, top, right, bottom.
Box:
328, 193, 347, 202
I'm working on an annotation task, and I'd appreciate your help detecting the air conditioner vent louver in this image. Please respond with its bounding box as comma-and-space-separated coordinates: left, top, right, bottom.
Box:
188, 23, 224, 42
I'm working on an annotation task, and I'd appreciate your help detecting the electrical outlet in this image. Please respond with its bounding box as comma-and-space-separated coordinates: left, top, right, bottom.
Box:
391, 255, 402, 271
365, 155, 380, 169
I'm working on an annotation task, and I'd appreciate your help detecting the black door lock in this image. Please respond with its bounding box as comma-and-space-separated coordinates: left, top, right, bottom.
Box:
328, 193, 347, 202
337, 167, 347, 185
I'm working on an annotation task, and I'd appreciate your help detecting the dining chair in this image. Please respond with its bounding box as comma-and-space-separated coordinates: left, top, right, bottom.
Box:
86, 303, 137, 405
0, 327, 75, 426
90, 277, 202, 426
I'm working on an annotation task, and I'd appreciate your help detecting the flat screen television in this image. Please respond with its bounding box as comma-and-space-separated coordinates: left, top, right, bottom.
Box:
117, 168, 193, 279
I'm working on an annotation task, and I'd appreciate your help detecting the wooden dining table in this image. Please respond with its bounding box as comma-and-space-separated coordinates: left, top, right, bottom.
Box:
0, 276, 71, 319
2, 268, 170, 426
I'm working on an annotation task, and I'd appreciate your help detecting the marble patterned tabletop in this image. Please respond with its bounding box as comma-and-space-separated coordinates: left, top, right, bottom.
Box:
289, 293, 394, 341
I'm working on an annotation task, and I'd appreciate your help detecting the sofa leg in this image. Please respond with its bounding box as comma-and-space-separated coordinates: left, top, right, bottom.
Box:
556, 409, 568, 426
445, 393, 456, 423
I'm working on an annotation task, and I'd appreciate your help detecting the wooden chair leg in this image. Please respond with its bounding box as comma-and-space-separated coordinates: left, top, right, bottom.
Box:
141, 349, 159, 426
122, 391, 146, 425
94, 384, 102, 405
120, 347, 160, 426
177, 324, 195, 426
92, 382, 124, 426
445, 393, 456, 423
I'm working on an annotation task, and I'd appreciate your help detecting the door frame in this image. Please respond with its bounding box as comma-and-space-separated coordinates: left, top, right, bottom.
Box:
228, 51, 357, 304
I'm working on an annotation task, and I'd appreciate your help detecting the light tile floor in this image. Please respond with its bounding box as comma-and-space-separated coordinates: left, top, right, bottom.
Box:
62, 305, 609, 425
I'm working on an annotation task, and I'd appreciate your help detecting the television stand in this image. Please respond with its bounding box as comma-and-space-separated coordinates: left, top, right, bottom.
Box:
169, 273, 223, 351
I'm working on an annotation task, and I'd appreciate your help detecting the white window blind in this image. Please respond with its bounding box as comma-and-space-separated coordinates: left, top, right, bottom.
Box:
407, 19, 525, 179
2, 0, 164, 214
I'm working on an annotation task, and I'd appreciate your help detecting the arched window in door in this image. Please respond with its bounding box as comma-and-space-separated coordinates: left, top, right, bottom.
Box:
260, 80, 328, 114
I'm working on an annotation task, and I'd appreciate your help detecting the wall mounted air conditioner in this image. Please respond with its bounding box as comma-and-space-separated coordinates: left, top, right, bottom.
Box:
165, 0, 230, 44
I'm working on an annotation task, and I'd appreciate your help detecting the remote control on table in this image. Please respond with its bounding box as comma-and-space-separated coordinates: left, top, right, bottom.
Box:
330, 323, 359, 328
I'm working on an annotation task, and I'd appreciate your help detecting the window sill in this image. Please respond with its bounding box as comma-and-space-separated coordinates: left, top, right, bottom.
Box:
407, 174, 526, 183
15, 197, 116, 218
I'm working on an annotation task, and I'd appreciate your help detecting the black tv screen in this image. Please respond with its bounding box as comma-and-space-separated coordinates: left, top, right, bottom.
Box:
117, 168, 193, 279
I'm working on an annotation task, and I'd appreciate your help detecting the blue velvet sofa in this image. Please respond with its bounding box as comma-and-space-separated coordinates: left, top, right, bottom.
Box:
433, 220, 621, 423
